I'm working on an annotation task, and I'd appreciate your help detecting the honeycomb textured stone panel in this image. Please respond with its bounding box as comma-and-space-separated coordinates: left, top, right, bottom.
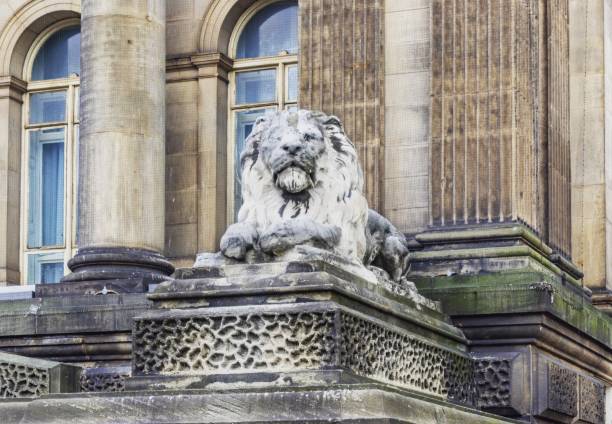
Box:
133, 308, 476, 404
0, 361, 49, 398
133, 312, 337, 375
578, 376, 605, 424
474, 358, 511, 409
80, 369, 129, 393
339, 313, 476, 405
547, 362, 578, 417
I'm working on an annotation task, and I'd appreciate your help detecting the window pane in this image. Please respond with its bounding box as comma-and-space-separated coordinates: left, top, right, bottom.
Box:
236, 69, 277, 105
286, 65, 298, 102
236, 1, 299, 59
27, 252, 64, 284
32, 26, 80, 81
234, 108, 275, 220
73, 125, 79, 245
30, 91, 67, 124
28, 128, 65, 248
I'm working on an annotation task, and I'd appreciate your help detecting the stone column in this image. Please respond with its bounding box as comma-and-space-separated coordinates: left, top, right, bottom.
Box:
61, 0, 173, 290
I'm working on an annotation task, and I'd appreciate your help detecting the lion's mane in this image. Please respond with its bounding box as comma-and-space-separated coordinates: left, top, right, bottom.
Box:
237, 110, 369, 262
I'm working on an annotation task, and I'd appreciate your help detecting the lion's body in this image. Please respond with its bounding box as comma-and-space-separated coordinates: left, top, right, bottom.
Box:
220, 110, 409, 284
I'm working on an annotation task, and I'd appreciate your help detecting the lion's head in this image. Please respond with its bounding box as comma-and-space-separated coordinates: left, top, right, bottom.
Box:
240, 109, 363, 212
235, 109, 367, 260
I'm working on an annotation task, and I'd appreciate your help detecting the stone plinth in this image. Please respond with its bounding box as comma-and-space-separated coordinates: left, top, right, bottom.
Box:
129, 255, 480, 408
410, 224, 612, 422
0, 257, 520, 423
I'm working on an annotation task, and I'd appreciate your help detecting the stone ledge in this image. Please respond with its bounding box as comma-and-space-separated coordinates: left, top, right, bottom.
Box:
0, 384, 520, 424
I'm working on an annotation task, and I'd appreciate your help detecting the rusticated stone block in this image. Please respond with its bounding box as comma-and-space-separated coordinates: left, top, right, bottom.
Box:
132, 307, 476, 405
133, 311, 336, 375
0, 352, 80, 398
474, 358, 512, 409
578, 375, 606, 424
536, 360, 578, 422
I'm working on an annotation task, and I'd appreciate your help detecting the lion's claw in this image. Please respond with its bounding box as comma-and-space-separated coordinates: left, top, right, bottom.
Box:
220, 236, 248, 259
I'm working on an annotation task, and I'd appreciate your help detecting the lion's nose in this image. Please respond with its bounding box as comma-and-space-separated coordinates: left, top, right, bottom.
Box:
282, 143, 302, 155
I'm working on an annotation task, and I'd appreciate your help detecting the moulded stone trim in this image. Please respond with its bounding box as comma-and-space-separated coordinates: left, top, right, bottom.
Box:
0, 0, 80, 76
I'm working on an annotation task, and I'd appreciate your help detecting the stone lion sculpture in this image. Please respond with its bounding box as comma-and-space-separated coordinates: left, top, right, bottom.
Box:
220, 109, 410, 285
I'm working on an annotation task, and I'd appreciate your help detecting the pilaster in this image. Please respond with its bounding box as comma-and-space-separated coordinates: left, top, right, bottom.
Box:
0, 76, 26, 286
193, 52, 233, 253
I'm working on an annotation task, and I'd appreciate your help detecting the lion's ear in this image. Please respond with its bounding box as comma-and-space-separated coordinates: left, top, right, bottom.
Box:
322, 115, 343, 130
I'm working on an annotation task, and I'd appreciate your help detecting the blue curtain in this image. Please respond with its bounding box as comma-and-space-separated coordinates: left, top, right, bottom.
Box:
41, 142, 65, 246
40, 262, 63, 284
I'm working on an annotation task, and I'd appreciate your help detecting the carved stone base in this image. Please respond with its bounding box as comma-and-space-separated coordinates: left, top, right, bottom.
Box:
42, 247, 175, 296
130, 257, 478, 408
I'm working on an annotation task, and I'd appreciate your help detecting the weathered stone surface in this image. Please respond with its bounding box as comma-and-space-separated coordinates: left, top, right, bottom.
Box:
474, 358, 512, 410
0, 384, 518, 424
0, 352, 80, 398
578, 375, 606, 424
0, 294, 149, 364
136, 258, 474, 406
79, 367, 130, 393
220, 110, 411, 289
536, 360, 578, 422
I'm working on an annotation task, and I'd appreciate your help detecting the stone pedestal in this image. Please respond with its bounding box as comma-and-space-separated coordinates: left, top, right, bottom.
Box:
0, 256, 521, 423
410, 223, 611, 422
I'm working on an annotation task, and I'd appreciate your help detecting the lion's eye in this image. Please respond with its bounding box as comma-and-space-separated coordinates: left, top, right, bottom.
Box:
304, 133, 317, 142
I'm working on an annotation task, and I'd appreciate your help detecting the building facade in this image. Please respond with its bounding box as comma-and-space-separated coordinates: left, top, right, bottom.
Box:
0, 0, 610, 422
0, 0, 608, 301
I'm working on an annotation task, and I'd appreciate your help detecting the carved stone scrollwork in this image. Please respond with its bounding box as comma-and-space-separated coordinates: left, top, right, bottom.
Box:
0, 361, 49, 398
578, 376, 605, 424
474, 358, 512, 409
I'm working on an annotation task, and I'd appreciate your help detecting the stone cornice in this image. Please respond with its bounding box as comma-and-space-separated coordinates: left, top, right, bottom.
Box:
0, 75, 27, 102
166, 53, 233, 83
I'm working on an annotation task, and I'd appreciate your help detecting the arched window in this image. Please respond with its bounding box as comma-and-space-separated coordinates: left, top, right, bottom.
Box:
22, 21, 80, 284
229, 0, 299, 220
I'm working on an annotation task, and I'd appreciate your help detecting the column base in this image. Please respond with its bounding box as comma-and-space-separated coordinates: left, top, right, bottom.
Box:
37, 247, 174, 297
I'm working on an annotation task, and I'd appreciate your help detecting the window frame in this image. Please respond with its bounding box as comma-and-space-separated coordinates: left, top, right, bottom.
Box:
227, 0, 299, 223
20, 19, 80, 285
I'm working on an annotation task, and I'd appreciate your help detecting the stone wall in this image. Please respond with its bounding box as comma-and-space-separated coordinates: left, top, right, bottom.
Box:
0, 0, 610, 279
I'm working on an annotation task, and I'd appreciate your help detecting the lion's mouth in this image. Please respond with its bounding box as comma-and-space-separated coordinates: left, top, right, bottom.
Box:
274, 165, 314, 194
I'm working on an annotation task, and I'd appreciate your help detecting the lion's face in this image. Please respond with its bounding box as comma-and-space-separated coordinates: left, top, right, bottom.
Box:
256, 110, 327, 194
239, 110, 363, 219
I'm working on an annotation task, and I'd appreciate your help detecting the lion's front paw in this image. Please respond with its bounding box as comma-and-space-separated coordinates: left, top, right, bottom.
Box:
259, 224, 294, 255
220, 235, 249, 259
